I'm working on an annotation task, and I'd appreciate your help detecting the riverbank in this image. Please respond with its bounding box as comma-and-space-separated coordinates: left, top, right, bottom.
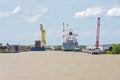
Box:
0, 51, 120, 80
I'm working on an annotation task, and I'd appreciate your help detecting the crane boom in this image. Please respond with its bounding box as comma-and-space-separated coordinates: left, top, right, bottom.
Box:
40, 24, 46, 47
95, 17, 100, 49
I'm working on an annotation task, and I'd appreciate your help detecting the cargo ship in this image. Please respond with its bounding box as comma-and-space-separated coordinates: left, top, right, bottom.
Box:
62, 23, 78, 51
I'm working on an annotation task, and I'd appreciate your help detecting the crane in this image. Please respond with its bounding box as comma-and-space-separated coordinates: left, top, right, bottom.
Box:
95, 17, 100, 49
30, 24, 46, 51
40, 24, 46, 47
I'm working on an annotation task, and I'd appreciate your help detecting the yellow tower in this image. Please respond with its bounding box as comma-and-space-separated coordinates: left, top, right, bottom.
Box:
40, 24, 46, 47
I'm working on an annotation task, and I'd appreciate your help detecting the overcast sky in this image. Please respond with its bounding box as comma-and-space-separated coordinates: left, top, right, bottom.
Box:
0, 0, 120, 45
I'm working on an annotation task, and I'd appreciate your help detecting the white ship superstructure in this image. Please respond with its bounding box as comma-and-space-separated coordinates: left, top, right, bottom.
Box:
62, 23, 78, 51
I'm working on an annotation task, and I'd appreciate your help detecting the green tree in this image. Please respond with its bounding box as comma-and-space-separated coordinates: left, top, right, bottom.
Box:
107, 44, 120, 54
113, 44, 120, 54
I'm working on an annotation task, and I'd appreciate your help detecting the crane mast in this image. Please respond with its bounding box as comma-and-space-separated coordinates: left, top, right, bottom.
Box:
40, 24, 46, 47
95, 17, 100, 49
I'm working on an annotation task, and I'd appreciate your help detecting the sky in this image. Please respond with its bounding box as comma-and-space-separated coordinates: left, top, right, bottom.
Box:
0, 0, 120, 45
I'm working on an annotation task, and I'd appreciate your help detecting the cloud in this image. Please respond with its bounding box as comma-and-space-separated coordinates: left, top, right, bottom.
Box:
11, 6, 21, 14
107, 6, 120, 16
0, 6, 21, 17
0, 5, 48, 22
25, 7, 48, 22
25, 15, 41, 22
74, 7, 105, 18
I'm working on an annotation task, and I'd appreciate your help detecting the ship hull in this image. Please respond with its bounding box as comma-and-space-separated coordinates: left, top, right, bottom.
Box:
30, 47, 45, 51
62, 43, 78, 51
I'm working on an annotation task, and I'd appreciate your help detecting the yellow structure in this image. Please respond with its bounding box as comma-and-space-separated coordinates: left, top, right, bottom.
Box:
40, 24, 46, 47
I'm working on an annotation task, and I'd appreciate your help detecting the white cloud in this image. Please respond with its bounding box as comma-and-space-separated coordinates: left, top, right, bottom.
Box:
11, 6, 21, 14
0, 6, 48, 22
74, 7, 105, 18
0, 6, 21, 17
25, 7, 48, 22
25, 15, 41, 22
107, 6, 120, 16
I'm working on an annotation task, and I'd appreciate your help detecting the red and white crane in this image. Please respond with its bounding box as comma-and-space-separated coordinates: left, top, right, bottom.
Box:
95, 17, 100, 49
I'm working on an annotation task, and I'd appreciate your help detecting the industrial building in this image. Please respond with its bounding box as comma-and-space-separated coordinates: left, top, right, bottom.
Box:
86, 44, 112, 51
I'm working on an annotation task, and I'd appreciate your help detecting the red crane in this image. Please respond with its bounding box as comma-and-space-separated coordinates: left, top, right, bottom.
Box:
95, 17, 100, 49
